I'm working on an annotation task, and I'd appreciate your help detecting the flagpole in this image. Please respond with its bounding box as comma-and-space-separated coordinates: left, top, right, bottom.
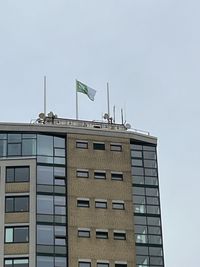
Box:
107, 82, 110, 119
44, 76, 47, 116
76, 80, 78, 120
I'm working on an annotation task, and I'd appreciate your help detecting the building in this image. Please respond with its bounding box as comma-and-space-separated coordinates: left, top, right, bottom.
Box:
0, 114, 165, 267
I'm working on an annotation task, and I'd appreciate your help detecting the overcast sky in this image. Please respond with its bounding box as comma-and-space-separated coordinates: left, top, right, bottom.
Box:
0, 1, 199, 266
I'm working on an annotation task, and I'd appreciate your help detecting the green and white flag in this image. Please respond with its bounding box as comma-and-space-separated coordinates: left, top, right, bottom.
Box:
76, 80, 96, 101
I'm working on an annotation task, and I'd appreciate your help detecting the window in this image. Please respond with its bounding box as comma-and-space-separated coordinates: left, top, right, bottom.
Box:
78, 229, 90, 238
110, 144, 122, 152
94, 171, 106, 179
37, 195, 53, 214
114, 231, 126, 240
5, 196, 29, 212
77, 170, 89, 178
96, 230, 108, 239
115, 263, 127, 267
79, 261, 91, 267
37, 165, 53, 185
93, 143, 105, 150
95, 200, 107, 209
37, 256, 54, 267
4, 258, 29, 267
77, 199, 90, 208
37, 225, 53, 245
76, 141, 88, 149
5, 226, 29, 243
111, 172, 123, 181
97, 263, 109, 267
112, 201, 125, 210
6, 166, 29, 183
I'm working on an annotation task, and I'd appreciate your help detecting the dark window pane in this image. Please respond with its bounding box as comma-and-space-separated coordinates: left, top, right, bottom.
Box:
146, 188, 159, 197
112, 202, 124, 210
131, 150, 142, 158
111, 172, 123, 181
0, 133, 7, 139
130, 144, 142, 150
136, 255, 149, 264
134, 225, 147, 234
115, 264, 127, 267
55, 206, 66, 215
6, 168, 14, 182
37, 135, 53, 156
55, 226, 66, 236
148, 235, 162, 244
143, 145, 156, 151
144, 168, 157, 177
93, 143, 105, 150
5, 198, 14, 212
97, 263, 109, 267
55, 178, 65, 185
8, 143, 21, 156
8, 134, 21, 143
136, 245, 148, 255
14, 227, 29, 242
147, 205, 160, 215
37, 156, 53, 164
134, 204, 146, 213
144, 160, 157, 168
22, 139, 36, 156
150, 256, 163, 265
15, 167, 29, 182
149, 247, 163, 256
145, 176, 158, 186
77, 199, 90, 208
15, 197, 29, 212
143, 151, 156, 160
132, 176, 144, 184
133, 187, 145, 196
148, 226, 161, 235
37, 165, 53, 185
22, 133, 36, 139
0, 140, 7, 157
55, 257, 67, 267
147, 216, 161, 226
133, 195, 146, 204
113, 232, 126, 240
55, 196, 66, 206
54, 167, 65, 177
146, 197, 159, 205
96, 231, 108, 239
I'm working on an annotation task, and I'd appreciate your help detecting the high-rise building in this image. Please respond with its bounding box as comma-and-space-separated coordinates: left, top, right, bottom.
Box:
0, 114, 165, 267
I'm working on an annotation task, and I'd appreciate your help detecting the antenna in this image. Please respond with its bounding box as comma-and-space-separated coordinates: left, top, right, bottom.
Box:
44, 76, 47, 116
121, 108, 124, 125
107, 82, 110, 118
113, 105, 116, 123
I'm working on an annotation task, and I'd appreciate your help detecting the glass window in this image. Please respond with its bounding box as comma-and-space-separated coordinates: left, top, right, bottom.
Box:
54, 157, 65, 165
130, 144, 142, 150
37, 195, 53, 214
132, 176, 144, 184
136, 245, 148, 255
22, 133, 36, 139
76, 141, 88, 149
37, 165, 53, 185
144, 168, 157, 177
132, 187, 145, 196
5, 226, 29, 243
54, 167, 65, 177
5, 196, 29, 212
77, 170, 89, 178
112, 202, 125, 210
8, 143, 21, 156
111, 172, 123, 181
0, 133, 7, 139
22, 139, 36, 156
145, 176, 158, 186
110, 144, 122, 151
135, 234, 147, 243
134, 225, 147, 234
55, 226, 66, 236
113, 232, 126, 240
55, 206, 66, 215
131, 150, 142, 158
0, 140, 7, 157
37, 156, 53, 164
6, 167, 29, 183
4, 258, 29, 267
149, 247, 163, 256
37, 225, 54, 245
133, 195, 146, 205
143, 151, 156, 160
37, 135, 53, 156
79, 262, 91, 267
95, 201, 107, 209
147, 216, 161, 226
136, 255, 149, 265
144, 160, 157, 168
146, 197, 159, 205
148, 235, 162, 244
37, 256, 54, 267
97, 263, 109, 267
131, 159, 143, 167
143, 145, 156, 151
54, 136, 65, 148
134, 216, 147, 225
93, 143, 105, 150
94, 171, 106, 179
150, 256, 163, 265
55, 196, 66, 206
8, 134, 21, 143
55, 177, 65, 185
147, 205, 160, 215
78, 229, 90, 238
132, 167, 144, 176
55, 257, 67, 267
115, 264, 127, 267
146, 188, 159, 197
77, 199, 90, 208
55, 237, 66, 245
54, 148, 65, 157
134, 204, 146, 213
96, 230, 108, 239
148, 226, 161, 235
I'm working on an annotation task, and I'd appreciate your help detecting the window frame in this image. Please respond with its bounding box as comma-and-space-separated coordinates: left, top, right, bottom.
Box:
93, 142, 105, 150
110, 143, 122, 152
5, 226, 29, 243
6, 166, 30, 183
113, 231, 126, 240
96, 230, 108, 239
77, 199, 90, 208
76, 141, 88, 149
5, 195, 29, 213
78, 228, 91, 238
77, 169, 89, 178
111, 172, 123, 181
95, 200, 107, 209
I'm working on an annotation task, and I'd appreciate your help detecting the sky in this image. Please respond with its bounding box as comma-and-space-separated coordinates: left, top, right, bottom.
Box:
0, 0, 199, 266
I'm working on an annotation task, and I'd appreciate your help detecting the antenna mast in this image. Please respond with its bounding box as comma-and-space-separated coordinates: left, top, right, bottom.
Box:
44, 76, 47, 116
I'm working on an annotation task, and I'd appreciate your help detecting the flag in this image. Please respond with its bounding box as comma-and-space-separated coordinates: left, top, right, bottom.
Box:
76, 80, 96, 101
